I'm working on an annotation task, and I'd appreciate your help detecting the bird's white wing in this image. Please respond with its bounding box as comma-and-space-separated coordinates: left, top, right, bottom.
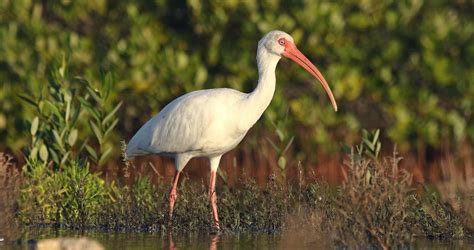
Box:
125, 88, 246, 159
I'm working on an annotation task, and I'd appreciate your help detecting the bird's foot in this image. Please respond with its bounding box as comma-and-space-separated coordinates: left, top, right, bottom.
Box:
169, 192, 177, 206
210, 222, 221, 235
208, 190, 216, 202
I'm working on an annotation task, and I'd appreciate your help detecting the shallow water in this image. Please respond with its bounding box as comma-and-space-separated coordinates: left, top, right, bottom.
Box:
3, 227, 473, 249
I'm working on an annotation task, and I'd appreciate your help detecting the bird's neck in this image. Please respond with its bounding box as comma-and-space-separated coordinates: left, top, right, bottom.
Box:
241, 47, 281, 129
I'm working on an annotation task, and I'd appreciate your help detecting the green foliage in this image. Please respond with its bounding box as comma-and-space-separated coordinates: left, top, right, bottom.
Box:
22, 58, 83, 166
20, 160, 107, 227
266, 111, 295, 176
78, 73, 123, 166
342, 129, 382, 162
21, 59, 121, 168
1, 0, 472, 159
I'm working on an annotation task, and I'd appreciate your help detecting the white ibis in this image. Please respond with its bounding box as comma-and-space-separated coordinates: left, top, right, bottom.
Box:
125, 30, 337, 231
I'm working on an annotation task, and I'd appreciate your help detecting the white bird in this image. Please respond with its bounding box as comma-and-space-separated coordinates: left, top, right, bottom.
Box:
125, 30, 337, 231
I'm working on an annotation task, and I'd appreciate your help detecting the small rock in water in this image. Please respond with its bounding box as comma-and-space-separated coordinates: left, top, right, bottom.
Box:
35, 237, 103, 250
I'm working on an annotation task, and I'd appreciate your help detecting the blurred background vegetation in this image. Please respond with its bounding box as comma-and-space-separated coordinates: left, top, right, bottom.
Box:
0, 0, 472, 178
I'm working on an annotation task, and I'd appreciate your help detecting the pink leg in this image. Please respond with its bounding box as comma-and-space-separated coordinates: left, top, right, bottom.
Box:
209, 171, 220, 231
168, 171, 181, 223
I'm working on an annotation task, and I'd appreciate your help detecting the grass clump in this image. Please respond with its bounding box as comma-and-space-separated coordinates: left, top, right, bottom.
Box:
329, 150, 416, 248
96, 176, 167, 231
19, 160, 107, 228
302, 130, 471, 249
414, 191, 467, 239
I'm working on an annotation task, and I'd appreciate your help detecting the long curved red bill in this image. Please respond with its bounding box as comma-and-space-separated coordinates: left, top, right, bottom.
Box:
283, 42, 338, 112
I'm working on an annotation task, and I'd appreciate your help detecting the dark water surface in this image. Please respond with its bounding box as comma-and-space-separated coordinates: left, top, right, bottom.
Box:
3, 227, 473, 249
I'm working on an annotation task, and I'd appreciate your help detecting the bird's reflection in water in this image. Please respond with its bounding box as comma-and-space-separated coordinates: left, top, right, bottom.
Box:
209, 234, 219, 250
167, 232, 220, 250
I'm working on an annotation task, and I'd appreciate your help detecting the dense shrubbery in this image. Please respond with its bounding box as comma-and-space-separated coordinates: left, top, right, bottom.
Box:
1, 0, 472, 161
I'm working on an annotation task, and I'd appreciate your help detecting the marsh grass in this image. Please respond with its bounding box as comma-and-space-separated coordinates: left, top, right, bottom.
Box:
14, 150, 472, 248
18, 159, 296, 233
329, 150, 416, 248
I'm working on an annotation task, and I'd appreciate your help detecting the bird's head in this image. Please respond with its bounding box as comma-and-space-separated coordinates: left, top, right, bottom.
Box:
259, 30, 338, 112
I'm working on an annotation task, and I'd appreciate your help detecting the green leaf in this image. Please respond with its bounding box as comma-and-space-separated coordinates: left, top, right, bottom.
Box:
59, 53, 67, 78
282, 136, 295, 154
70, 103, 82, 126
43, 100, 61, 118
60, 152, 70, 165
278, 156, 287, 170
39, 144, 49, 161
265, 137, 281, 154
68, 129, 78, 146
49, 149, 59, 165
103, 72, 113, 100
276, 128, 285, 141
372, 129, 380, 145
104, 118, 119, 138
85, 145, 98, 161
98, 147, 113, 166
30, 147, 38, 160
375, 142, 381, 158
65, 92, 72, 123
87, 86, 103, 106
102, 101, 122, 126
30, 116, 39, 136
341, 143, 351, 154
89, 121, 103, 144
79, 97, 101, 122
362, 138, 375, 151
52, 130, 64, 151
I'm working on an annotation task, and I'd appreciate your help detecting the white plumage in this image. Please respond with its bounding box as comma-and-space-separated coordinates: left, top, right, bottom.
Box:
126, 88, 249, 169
125, 30, 337, 231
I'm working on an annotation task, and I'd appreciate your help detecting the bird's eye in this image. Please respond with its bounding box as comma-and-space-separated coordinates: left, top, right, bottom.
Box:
278, 38, 285, 46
